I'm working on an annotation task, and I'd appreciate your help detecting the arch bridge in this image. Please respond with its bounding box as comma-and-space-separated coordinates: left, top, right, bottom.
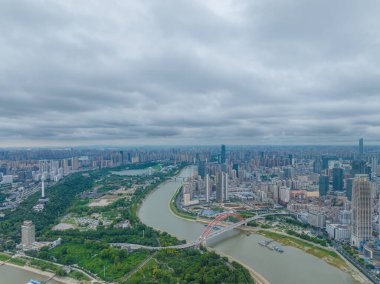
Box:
110, 212, 292, 250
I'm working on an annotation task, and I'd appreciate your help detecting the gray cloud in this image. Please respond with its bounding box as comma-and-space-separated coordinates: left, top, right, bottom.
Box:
1, 0, 380, 147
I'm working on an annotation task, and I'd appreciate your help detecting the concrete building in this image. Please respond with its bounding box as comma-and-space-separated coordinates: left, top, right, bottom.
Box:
351, 175, 372, 247
346, 178, 354, 201
220, 144, 226, 164
279, 186, 290, 205
21, 220, 35, 248
205, 174, 210, 202
332, 167, 344, 191
307, 212, 326, 228
359, 138, 364, 155
216, 172, 228, 203
319, 175, 329, 196
326, 224, 351, 241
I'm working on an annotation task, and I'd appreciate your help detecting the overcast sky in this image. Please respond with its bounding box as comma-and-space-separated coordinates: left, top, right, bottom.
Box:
1, 0, 380, 147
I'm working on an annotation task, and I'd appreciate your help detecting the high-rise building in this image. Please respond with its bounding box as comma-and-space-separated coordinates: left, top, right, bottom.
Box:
63, 159, 69, 175
205, 174, 210, 202
21, 220, 35, 248
359, 138, 364, 155
41, 175, 45, 198
313, 158, 322, 173
346, 178, 354, 201
216, 171, 228, 202
220, 144, 226, 164
284, 167, 293, 179
351, 175, 372, 247
371, 156, 378, 178
352, 160, 367, 176
332, 167, 344, 191
72, 157, 79, 171
233, 163, 239, 178
198, 161, 206, 178
319, 175, 329, 196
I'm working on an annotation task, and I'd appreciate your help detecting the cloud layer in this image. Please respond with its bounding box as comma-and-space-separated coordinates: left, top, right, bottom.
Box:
1, 0, 380, 146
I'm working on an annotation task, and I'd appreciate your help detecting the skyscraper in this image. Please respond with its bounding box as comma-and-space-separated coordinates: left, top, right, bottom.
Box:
72, 157, 79, 171
346, 178, 354, 201
351, 175, 372, 247
352, 160, 367, 176
21, 220, 35, 248
359, 138, 364, 155
220, 144, 226, 164
198, 161, 206, 178
319, 175, 329, 196
205, 174, 210, 203
233, 163, 239, 178
216, 171, 228, 203
332, 167, 344, 191
313, 158, 322, 173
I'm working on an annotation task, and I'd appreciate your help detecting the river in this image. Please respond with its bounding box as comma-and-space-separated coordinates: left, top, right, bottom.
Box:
0, 264, 61, 284
138, 166, 358, 284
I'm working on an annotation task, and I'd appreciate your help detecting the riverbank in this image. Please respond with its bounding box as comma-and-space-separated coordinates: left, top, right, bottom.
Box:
168, 185, 197, 220
0, 259, 78, 284
165, 179, 366, 283
255, 230, 370, 284
206, 247, 269, 284
256, 230, 348, 270
163, 169, 269, 284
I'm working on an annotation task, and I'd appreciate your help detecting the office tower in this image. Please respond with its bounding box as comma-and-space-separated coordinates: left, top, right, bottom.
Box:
216, 171, 227, 202
119, 151, 124, 165
332, 167, 344, 191
233, 163, 239, 178
359, 138, 364, 155
198, 161, 206, 178
351, 175, 372, 247
21, 220, 35, 247
205, 174, 210, 202
371, 156, 378, 177
220, 144, 226, 164
72, 157, 79, 171
321, 156, 330, 170
352, 160, 367, 176
41, 175, 45, 198
313, 158, 322, 173
319, 175, 329, 196
284, 167, 293, 179
346, 178, 354, 201
63, 159, 69, 175
288, 154, 295, 166
224, 172, 228, 201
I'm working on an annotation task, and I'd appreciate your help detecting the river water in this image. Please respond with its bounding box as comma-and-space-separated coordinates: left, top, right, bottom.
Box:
138, 167, 358, 284
0, 264, 61, 284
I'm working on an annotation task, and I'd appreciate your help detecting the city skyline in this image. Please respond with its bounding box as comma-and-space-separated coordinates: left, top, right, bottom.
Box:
1, 0, 380, 147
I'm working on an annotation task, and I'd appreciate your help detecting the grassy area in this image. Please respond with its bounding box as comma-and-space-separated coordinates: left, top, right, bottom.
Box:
257, 230, 349, 271
169, 186, 197, 220
0, 252, 11, 262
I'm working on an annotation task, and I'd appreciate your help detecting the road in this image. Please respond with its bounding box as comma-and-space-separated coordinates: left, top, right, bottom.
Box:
334, 242, 379, 284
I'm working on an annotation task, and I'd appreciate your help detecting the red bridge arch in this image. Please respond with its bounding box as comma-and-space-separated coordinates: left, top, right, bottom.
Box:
199, 213, 245, 241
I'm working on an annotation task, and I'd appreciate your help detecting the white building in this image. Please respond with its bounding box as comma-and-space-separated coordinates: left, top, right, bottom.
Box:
307, 212, 326, 228
21, 220, 35, 248
351, 175, 372, 247
326, 223, 351, 241
279, 186, 290, 204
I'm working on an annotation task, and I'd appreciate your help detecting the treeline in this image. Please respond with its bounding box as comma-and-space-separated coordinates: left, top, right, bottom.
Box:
286, 230, 328, 246
127, 248, 255, 284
